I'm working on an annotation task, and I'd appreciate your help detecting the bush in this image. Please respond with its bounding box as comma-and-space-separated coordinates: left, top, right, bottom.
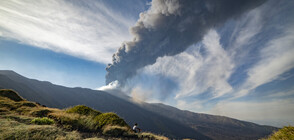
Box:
31, 117, 54, 125
102, 125, 129, 137
93, 113, 128, 129
262, 126, 294, 140
66, 105, 101, 116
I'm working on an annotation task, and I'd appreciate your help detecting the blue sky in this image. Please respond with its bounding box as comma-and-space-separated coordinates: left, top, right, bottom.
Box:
1, 0, 294, 127
0, 0, 149, 88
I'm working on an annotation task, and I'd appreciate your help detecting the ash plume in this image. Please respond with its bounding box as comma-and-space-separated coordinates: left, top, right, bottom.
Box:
106, 0, 267, 86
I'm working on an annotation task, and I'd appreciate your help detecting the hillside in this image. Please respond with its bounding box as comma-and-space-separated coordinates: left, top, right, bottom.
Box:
0, 89, 167, 139
140, 103, 277, 140
0, 70, 278, 139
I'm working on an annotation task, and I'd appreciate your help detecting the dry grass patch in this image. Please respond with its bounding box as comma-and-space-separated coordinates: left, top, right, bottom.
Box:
0, 118, 82, 140
102, 125, 131, 137
138, 132, 169, 140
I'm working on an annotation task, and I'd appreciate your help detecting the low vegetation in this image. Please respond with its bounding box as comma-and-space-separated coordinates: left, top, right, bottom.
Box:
93, 112, 128, 129
102, 125, 131, 137
138, 132, 169, 140
261, 126, 294, 140
0, 89, 168, 139
66, 105, 101, 116
31, 117, 54, 125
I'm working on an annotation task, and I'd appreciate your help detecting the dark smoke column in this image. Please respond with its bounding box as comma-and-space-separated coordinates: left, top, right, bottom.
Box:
106, 0, 267, 86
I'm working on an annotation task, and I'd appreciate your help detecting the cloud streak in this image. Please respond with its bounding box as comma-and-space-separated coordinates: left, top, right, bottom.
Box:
0, 0, 139, 64
235, 26, 294, 98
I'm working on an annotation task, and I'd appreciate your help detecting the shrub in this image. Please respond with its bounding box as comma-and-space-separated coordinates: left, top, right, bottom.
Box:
102, 125, 129, 137
0, 89, 24, 102
66, 105, 101, 116
93, 113, 128, 129
31, 117, 54, 125
262, 126, 294, 140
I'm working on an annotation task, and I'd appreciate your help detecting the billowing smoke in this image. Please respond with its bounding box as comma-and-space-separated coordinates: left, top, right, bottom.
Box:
106, 0, 267, 86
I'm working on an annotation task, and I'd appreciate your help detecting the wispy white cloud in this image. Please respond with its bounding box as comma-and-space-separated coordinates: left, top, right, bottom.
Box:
0, 0, 139, 63
228, 7, 263, 63
176, 99, 205, 112
234, 27, 294, 98
266, 89, 294, 98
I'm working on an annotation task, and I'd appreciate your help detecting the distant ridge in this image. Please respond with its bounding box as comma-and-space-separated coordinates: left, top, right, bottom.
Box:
0, 70, 277, 139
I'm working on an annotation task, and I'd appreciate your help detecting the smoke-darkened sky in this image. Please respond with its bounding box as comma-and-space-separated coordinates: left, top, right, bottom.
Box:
1, 0, 294, 127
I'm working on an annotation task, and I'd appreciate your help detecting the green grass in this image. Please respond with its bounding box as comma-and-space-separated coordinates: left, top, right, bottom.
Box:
261, 126, 294, 140
31, 117, 54, 125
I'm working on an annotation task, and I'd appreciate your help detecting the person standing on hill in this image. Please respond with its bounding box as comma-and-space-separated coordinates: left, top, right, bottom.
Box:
133, 123, 141, 133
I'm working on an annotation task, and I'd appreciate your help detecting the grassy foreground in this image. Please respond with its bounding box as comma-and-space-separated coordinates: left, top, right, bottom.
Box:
0, 89, 168, 140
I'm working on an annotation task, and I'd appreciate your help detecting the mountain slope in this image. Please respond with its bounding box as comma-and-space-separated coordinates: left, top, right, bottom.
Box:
0, 70, 209, 139
141, 103, 277, 140
0, 70, 277, 139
